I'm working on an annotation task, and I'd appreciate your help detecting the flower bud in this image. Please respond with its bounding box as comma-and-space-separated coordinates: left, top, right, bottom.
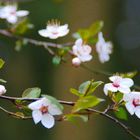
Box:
0, 85, 6, 95
72, 57, 81, 67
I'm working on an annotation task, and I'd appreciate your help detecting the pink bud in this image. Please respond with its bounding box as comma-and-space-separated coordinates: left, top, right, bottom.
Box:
72, 57, 81, 67
0, 85, 6, 95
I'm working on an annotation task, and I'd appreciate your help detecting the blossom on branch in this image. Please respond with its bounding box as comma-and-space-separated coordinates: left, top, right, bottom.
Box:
96, 32, 113, 63
38, 20, 69, 39
0, 85, 6, 95
28, 97, 62, 128
0, 5, 29, 24
123, 92, 140, 118
72, 38, 92, 66
104, 75, 134, 95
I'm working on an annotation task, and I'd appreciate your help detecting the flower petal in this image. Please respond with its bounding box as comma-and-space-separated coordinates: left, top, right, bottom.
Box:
38, 29, 50, 37
120, 78, 134, 87
41, 114, 55, 128
32, 110, 42, 124
118, 86, 131, 94
109, 76, 122, 82
48, 104, 62, 115
135, 107, 140, 118
103, 83, 118, 95
125, 102, 135, 115
7, 16, 17, 24
16, 10, 29, 17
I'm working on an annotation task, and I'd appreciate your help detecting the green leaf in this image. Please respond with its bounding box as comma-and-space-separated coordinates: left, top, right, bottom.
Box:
70, 88, 82, 97
78, 81, 91, 94
89, 21, 104, 37
12, 18, 33, 35
78, 29, 91, 40
65, 114, 88, 122
0, 58, 5, 69
120, 71, 137, 78
0, 79, 7, 83
114, 107, 128, 120
78, 80, 103, 96
52, 56, 61, 66
87, 81, 103, 95
58, 47, 71, 56
112, 92, 123, 103
72, 96, 104, 112
42, 94, 63, 111
22, 87, 41, 98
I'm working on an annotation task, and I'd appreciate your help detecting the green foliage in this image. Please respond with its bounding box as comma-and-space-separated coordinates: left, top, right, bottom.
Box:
58, 47, 71, 57
74, 21, 104, 42
42, 94, 64, 111
70, 88, 82, 97
78, 80, 103, 96
52, 56, 61, 66
120, 71, 137, 78
0, 58, 5, 69
112, 92, 123, 104
0, 79, 7, 83
65, 114, 88, 122
11, 18, 34, 35
114, 107, 128, 120
72, 95, 104, 112
22, 87, 41, 98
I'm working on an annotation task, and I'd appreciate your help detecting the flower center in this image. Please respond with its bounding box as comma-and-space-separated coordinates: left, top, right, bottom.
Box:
133, 99, 140, 107
52, 31, 58, 35
112, 83, 120, 88
10, 11, 16, 15
40, 106, 48, 114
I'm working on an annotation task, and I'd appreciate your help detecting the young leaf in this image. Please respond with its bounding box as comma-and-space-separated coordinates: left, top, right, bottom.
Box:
78, 80, 103, 96
70, 88, 82, 97
52, 56, 61, 66
0, 58, 5, 69
65, 114, 88, 122
72, 96, 104, 112
120, 71, 137, 78
0, 79, 7, 83
22, 87, 41, 98
112, 92, 123, 103
114, 107, 128, 120
87, 81, 103, 95
78, 81, 91, 94
42, 94, 64, 111
89, 21, 104, 37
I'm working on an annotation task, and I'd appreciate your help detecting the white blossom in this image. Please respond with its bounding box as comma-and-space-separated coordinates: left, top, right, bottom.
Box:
96, 32, 113, 63
38, 21, 69, 39
0, 5, 29, 24
72, 38, 92, 65
28, 97, 62, 129
104, 75, 134, 95
123, 92, 140, 118
0, 85, 6, 95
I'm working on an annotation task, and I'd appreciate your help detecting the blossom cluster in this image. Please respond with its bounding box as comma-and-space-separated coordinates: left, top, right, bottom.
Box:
104, 75, 140, 118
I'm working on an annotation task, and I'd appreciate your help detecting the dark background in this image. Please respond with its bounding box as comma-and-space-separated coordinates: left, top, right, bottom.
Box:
0, 0, 140, 140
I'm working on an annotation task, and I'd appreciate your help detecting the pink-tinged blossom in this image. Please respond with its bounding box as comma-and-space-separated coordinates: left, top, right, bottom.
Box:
28, 97, 62, 129
0, 5, 29, 24
72, 38, 92, 66
123, 92, 140, 118
0, 85, 6, 95
104, 75, 134, 95
96, 32, 113, 63
38, 21, 69, 39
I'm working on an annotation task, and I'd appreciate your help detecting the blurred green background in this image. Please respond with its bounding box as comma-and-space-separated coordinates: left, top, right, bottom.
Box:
0, 0, 140, 140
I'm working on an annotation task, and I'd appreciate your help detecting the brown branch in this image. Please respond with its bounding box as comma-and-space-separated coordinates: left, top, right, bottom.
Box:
0, 95, 139, 139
